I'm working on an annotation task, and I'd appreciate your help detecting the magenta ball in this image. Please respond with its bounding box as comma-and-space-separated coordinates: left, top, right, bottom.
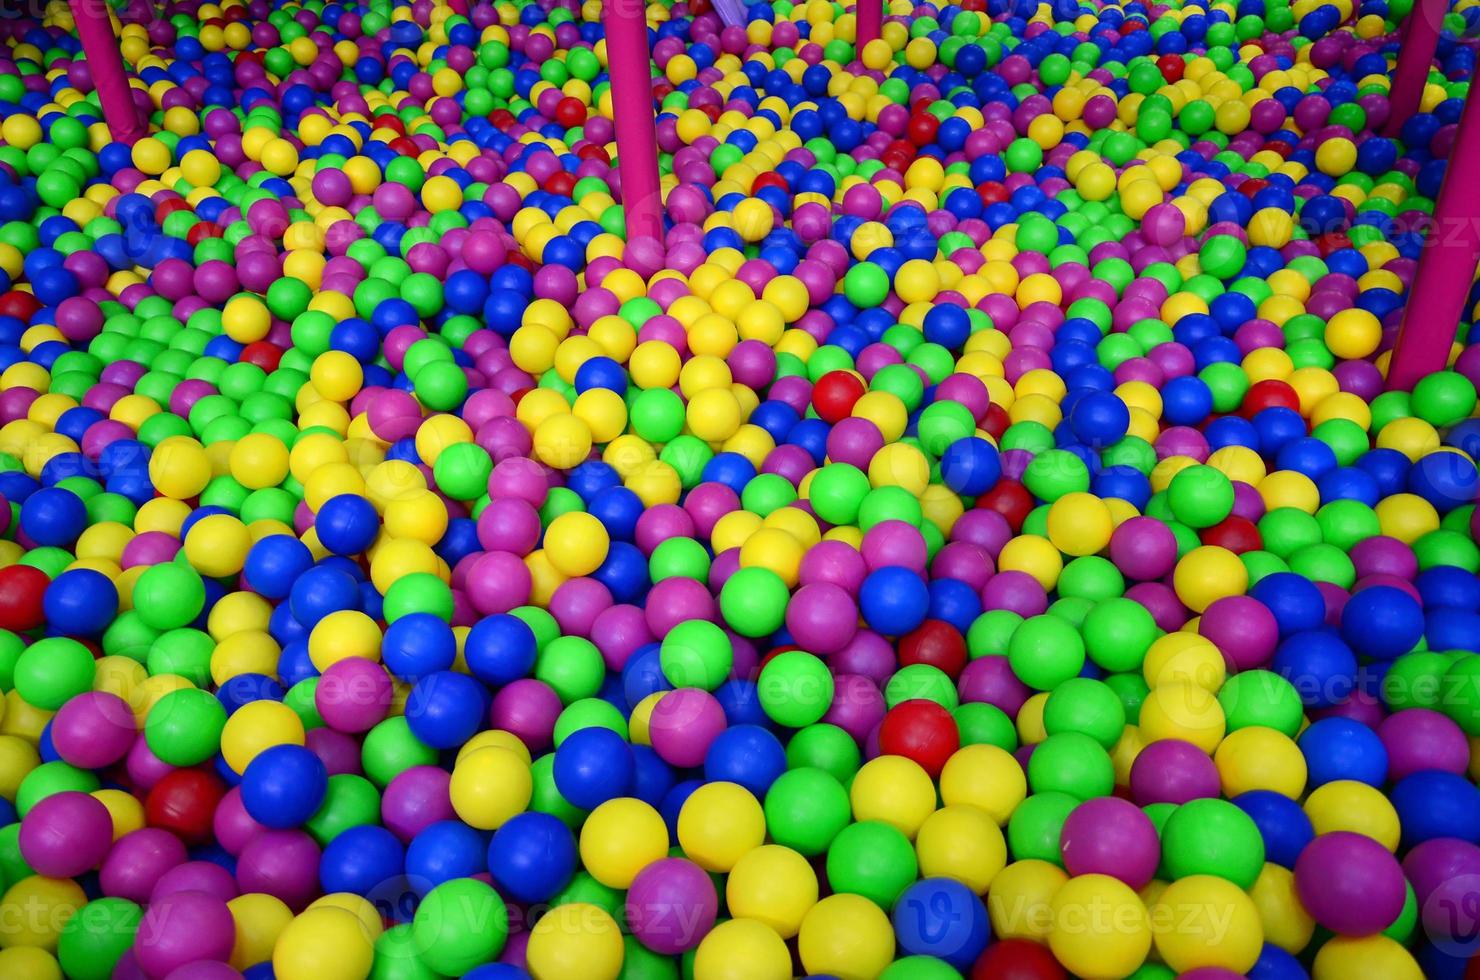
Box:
625, 857, 719, 954
315, 658, 393, 733
1198, 595, 1278, 671
1295, 831, 1406, 936
17, 791, 114, 878
785, 582, 858, 654
1128, 739, 1220, 805
1059, 796, 1161, 889
152, 861, 240, 903
1108, 517, 1177, 581
134, 890, 236, 977
49, 690, 136, 769
235, 830, 322, 910
1378, 708, 1470, 781
100, 828, 189, 903
647, 688, 727, 768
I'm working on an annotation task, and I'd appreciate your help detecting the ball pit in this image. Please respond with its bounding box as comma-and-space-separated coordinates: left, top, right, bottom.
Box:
0, 0, 1478, 975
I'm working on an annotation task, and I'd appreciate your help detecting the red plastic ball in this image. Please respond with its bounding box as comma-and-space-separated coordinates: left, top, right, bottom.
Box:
241, 342, 284, 372
146, 769, 226, 845
0, 291, 41, 321
554, 96, 586, 127
1200, 516, 1262, 554
977, 480, 1034, 531
544, 172, 577, 197
978, 182, 1009, 206
1241, 379, 1302, 416
0, 564, 48, 631
1157, 54, 1185, 81
908, 113, 940, 146
972, 939, 1069, 980
813, 371, 867, 424
982, 403, 1010, 440
899, 620, 967, 679
878, 699, 960, 777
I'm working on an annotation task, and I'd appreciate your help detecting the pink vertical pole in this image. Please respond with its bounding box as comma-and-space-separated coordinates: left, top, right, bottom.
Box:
1383, 0, 1445, 137
858, 0, 882, 49
71, 0, 145, 143
603, 0, 664, 244
1385, 91, 1480, 390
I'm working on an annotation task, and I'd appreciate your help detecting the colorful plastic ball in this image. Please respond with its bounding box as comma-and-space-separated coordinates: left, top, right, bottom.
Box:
1151, 875, 1264, 974
57, 897, 141, 980
134, 889, 236, 977
1295, 831, 1407, 935
861, 566, 931, 635
1161, 798, 1266, 889
1339, 585, 1423, 660
968, 938, 1067, 979
799, 893, 897, 980
272, 904, 376, 980
319, 824, 406, 898
579, 797, 670, 889
762, 766, 852, 857
1059, 796, 1161, 889
626, 857, 719, 954
315, 495, 381, 555
42, 568, 118, 636
526, 902, 625, 980
240, 744, 328, 829
1047, 874, 1152, 978
692, 918, 792, 980
18, 791, 113, 878
554, 726, 635, 809
757, 651, 834, 728
487, 811, 577, 905
888, 876, 989, 969
411, 878, 509, 976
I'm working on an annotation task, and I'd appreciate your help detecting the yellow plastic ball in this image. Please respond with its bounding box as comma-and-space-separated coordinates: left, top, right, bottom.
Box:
725, 845, 818, 939
1313, 935, 1423, 980
1303, 780, 1401, 850
1139, 680, 1227, 754
183, 514, 252, 578
0, 948, 60, 979
578, 798, 669, 888
1214, 727, 1307, 798
448, 746, 531, 830
525, 902, 625, 980
797, 894, 895, 980
1151, 874, 1263, 974
1049, 873, 1152, 978
938, 743, 1027, 825
229, 433, 291, 490
223, 294, 271, 343
692, 918, 792, 980
677, 781, 766, 872
848, 755, 936, 839
272, 906, 375, 980
148, 437, 213, 499
914, 804, 1008, 893
1046, 492, 1113, 557
987, 860, 1066, 942
0, 876, 84, 951
221, 699, 305, 774
542, 511, 609, 577
1173, 545, 1249, 612
229, 893, 294, 970
1250, 862, 1316, 954
1324, 308, 1382, 359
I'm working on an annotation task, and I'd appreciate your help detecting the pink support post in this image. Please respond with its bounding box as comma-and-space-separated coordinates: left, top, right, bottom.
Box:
1383, 0, 1445, 137
858, 0, 882, 49
603, 0, 664, 244
1385, 90, 1480, 390
71, 0, 145, 143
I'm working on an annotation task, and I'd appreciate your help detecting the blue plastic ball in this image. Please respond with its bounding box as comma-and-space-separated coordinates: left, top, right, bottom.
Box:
240, 744, 328, 829
552, 726, 635, 810
487, 811, 578, 903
